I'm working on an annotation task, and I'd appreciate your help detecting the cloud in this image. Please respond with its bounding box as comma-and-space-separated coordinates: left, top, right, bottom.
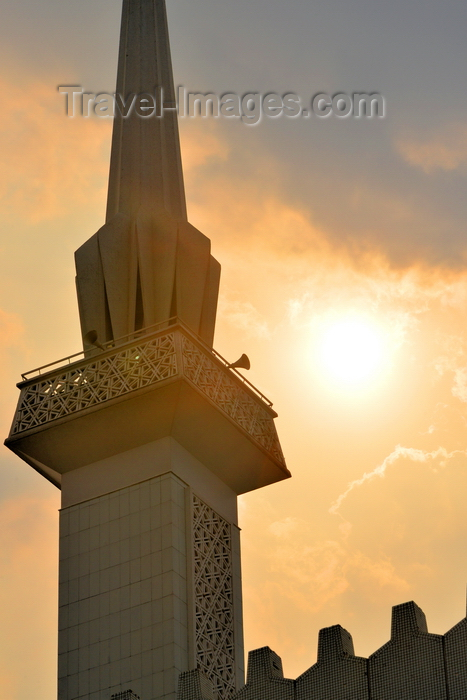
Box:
270, 538, 349, 610
0, 74, 110, 222
0, 309, 24, 348
180, 121, 230, 172
265, 529, 411, 609
218, 297, 271, 339
0, 309, 27, 429
182, 128, 330, 262
0, 309, 27, 412
396, 124, 467, 173
0, 493, 59, 700
179, 110, 467, 270
269, 516, 301, 538
283, 264, 467, 354
182, 122, 467, 335
452, 367, 467, 403
348, 552, 410, 593
329, 445, 467, 522
430, 333, 467, 407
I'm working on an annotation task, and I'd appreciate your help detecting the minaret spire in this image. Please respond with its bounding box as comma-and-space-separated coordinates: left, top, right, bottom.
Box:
74, 0, 220, 350
106, 0, 187, 222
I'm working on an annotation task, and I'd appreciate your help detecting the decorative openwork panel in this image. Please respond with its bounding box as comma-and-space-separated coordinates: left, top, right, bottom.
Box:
181, 336, 284, 464
193, 495, 236, 699
11, 333, 177, 434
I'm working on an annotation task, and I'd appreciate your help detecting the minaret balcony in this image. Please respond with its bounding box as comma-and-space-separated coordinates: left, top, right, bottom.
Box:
5, 319, 289, 493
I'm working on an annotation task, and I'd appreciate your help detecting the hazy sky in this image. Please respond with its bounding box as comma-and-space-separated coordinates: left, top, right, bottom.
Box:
2, 0, 467, 698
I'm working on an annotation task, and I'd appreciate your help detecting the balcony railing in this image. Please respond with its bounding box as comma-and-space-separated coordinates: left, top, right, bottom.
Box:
9, 322, 285, 467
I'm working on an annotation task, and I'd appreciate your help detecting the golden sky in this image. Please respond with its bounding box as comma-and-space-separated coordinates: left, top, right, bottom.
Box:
2, 0, 467, 697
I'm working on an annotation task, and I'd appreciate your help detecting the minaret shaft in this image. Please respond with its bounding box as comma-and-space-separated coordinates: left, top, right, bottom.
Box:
57, 438, 245, 700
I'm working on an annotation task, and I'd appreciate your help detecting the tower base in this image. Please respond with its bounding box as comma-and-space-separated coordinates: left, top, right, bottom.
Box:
58, 437, 244, 700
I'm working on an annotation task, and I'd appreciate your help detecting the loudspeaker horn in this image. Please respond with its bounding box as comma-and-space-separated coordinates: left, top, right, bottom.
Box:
227, 353, 251, 371
83, 329, 105, 351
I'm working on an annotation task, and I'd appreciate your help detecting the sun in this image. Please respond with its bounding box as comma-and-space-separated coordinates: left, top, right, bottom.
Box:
317, 317, 385, 386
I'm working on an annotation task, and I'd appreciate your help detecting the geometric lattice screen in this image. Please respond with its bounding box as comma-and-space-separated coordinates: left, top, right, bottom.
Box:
182, 335, 284, 466
193, 495, 236, 698
12, 333, 177, 434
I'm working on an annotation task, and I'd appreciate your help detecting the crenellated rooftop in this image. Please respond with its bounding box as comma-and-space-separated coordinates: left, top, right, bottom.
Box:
178, 599, 467, 700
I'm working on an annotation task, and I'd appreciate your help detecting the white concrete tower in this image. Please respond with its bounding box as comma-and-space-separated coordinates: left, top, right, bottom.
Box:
4, 1, 290, 699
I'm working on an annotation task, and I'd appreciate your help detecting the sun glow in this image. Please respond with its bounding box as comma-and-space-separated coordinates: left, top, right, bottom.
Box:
317, 317, 386, 386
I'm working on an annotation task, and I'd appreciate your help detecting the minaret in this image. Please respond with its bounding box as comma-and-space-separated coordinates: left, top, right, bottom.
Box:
4, 0, 290, 698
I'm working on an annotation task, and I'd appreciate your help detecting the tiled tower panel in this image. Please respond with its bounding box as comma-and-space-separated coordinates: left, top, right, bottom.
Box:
58, 474, 189, 700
